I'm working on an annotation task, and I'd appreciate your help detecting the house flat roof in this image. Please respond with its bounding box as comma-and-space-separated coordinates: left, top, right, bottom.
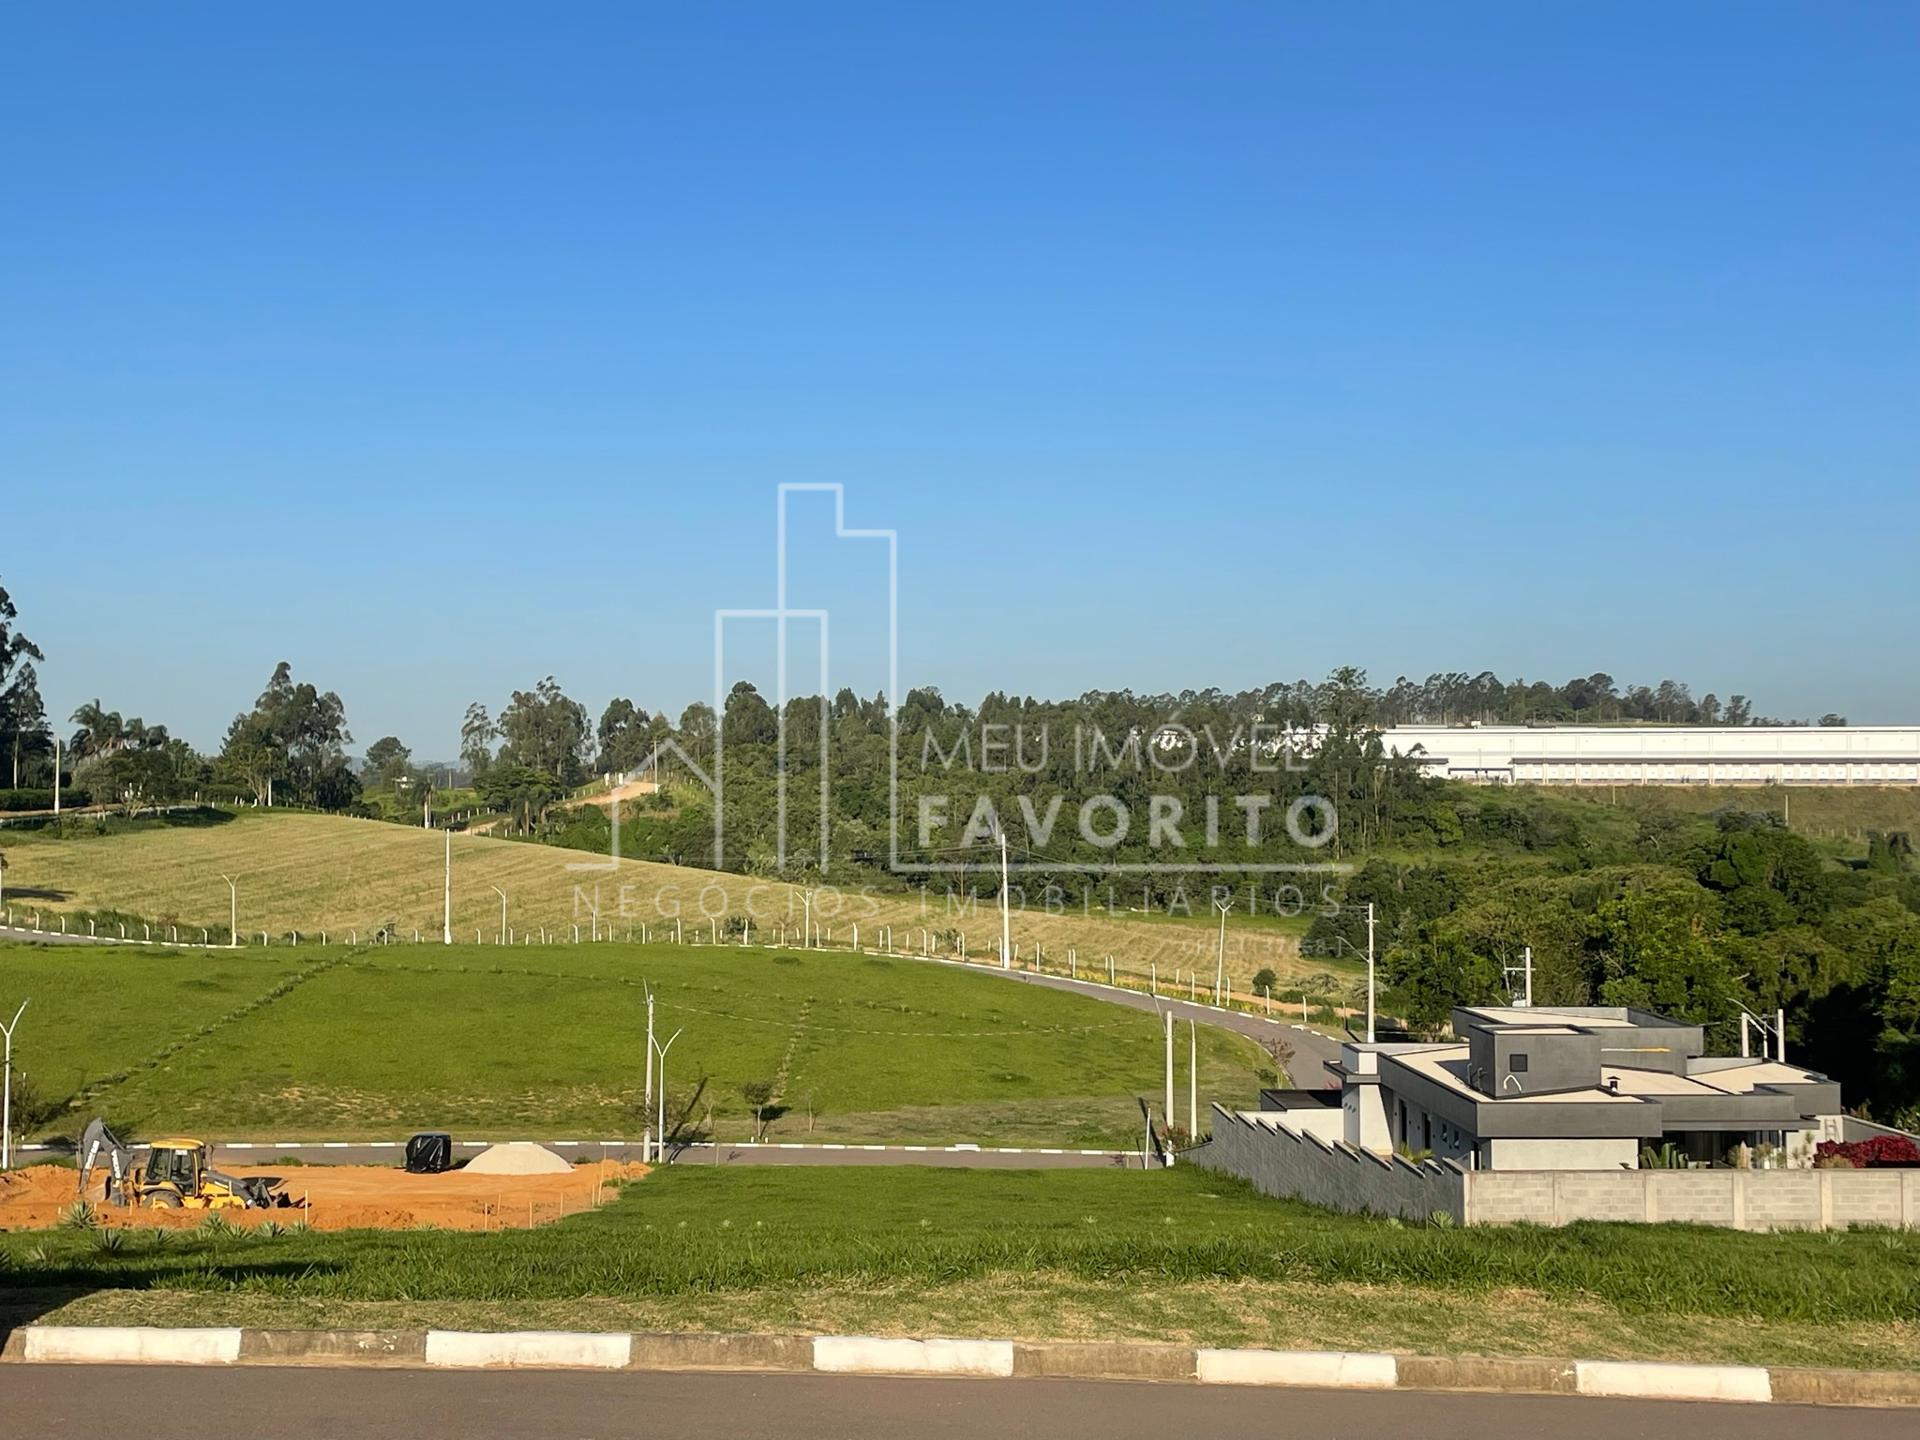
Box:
1686, 1060, 1828, 1094
1392, 1046, 1637, 1105
1465, 1006, 1636, 1028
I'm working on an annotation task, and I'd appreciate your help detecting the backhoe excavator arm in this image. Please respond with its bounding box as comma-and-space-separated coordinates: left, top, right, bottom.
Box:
77, 1117, 134, 1203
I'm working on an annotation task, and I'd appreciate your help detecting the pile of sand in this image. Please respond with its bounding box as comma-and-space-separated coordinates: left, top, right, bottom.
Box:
0, 1158, 645, 1232
463, 1141, 574, 1175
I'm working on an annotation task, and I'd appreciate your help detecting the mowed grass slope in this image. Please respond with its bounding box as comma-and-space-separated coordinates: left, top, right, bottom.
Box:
0, 810, 1335, 990
10, 1166, 1919, 1369
0, 940, 1270, 1144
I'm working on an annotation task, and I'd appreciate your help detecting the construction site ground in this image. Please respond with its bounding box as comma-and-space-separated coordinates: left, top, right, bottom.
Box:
0, 1159, 646, 1232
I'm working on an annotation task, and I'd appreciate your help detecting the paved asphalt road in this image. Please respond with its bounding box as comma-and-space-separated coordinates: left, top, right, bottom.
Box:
2, 1368, 1910, 1440
966, 961, 1347, 1085
146, 1140, 1143, 1169
0, 923, 106, 947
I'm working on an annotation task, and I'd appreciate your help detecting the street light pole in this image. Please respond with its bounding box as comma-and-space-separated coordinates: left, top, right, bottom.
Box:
1188, 1019, 1197, 1140
221, 875, 238, 948
1212, 897, 1231, 1004
489, 885, 508, 944
643, 988, 656, 1162
1365, 902, 1376, 1045
1162, 1007, 1173, 1143
800, 889, 815, 949
443, 829, 453, 945
1, 999, 27, 1170
653, 1026, 683, 1165
998, 825, 1012, 970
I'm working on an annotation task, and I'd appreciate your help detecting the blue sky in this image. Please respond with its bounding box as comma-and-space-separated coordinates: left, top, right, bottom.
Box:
2, 3, 1914, 753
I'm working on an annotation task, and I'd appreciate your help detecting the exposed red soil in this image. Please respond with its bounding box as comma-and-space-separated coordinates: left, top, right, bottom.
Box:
0, 1160, 646, 1232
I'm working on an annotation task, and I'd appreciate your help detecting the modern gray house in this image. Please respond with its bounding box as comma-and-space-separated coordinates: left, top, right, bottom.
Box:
1258, 1004, 1846, 1170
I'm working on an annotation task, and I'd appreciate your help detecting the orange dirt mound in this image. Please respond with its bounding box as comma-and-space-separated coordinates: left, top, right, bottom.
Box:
0, 1160, 646, 1232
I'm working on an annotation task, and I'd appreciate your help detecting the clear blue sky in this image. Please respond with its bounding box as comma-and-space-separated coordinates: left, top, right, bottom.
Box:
2, 3, 1914, 753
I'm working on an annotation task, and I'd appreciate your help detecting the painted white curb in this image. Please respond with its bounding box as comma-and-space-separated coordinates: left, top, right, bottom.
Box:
423, 1330, 632, 1370
812, 1336, 1015, 1377
1196, 1348, 1397, 1389
1574, 1360, 1772, 1404
23, 1327, 243, 1365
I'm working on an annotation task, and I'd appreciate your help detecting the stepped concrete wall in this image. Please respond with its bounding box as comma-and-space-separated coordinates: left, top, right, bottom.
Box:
1196, 1107, 1920, 1230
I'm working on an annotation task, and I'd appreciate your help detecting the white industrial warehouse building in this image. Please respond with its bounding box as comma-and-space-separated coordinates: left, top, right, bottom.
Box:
1379, 725, 1920, 787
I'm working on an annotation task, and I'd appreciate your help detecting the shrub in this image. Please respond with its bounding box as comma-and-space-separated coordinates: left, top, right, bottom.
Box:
0, 788, 88, 811
1813, 1136, 1920, 1169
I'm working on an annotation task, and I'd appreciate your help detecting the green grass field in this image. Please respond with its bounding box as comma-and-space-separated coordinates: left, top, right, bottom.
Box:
0, 809, 1342, 994
7, 1166, 1916, 1369
0, 939, 1272, 1144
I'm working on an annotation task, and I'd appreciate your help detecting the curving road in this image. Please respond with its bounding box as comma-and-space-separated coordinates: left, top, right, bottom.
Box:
945, 957, 1347, 1086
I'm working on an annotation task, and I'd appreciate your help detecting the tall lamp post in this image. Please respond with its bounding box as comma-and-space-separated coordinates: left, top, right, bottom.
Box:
489, 885, 508, 944
1212, 897, 1232, 1004
1329, 924, 1377, 1045
442, 829, 453, 945
998, 825, 1012, 969
643, 988, 655, 1162
652, 1025, 683, 1165
220, 875, 238, 948
1, 999, 27, 1170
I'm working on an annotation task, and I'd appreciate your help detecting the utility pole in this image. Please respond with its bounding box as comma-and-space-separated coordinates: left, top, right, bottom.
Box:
1522, 945, 1533, 1008
1, 1000, 26, 1170
1365, 901, 1377, 1044
442, 829, 453, 945
1163, 1008, 1173, 1142
1188, 1019, 1197, 1140
52, 735, 60, 817
998, 825, 1012, 971
644, 989, 656, 1163
1776, 1008, 1787, 1063
653, 1025, 682, 1166
1212, 897, 1231, 1004
221, 875, 238, 948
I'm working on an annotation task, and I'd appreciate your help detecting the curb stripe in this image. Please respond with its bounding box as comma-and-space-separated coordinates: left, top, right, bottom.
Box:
1, 1328, 1914, 1404
24, 1327, 243, 1365
1197, 1348, 1396, 1389
1575, 1360, 1772, 1404
813, 1337, 1014, 1377
423, 1331, 631, 1370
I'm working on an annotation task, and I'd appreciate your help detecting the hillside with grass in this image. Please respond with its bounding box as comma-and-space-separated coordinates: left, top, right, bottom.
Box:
0, 939, 1272, 1145
0, 808, 1342, 995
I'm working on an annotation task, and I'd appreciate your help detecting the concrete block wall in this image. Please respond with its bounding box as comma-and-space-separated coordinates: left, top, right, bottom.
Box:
1195, 1108, 1466, 1223
1202, 1108, 1920, 1231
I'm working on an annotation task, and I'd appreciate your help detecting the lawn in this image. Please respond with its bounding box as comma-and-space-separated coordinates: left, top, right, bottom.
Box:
0, 809, 1346, 993
0, 940, 1273, 1144
5, 1165, 1917, 1370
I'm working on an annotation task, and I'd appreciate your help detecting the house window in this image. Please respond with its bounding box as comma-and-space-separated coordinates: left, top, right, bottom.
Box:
1510, 1053, 1529, 1072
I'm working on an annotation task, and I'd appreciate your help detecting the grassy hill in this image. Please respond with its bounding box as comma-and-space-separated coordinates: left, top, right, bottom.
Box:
0, 939, 1272, 1144
0, 809, 1345, 994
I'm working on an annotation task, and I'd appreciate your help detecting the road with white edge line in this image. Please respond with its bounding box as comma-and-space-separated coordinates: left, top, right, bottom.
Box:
0, 1368, 1908, 1439
16, 1138, 1146, 1169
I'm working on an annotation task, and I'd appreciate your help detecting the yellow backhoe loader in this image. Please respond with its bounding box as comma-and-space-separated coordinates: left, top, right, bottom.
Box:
78, 1118, 293, 1210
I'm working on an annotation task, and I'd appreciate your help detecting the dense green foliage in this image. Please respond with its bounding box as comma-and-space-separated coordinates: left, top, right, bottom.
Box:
1304, 794, 1920, 1124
